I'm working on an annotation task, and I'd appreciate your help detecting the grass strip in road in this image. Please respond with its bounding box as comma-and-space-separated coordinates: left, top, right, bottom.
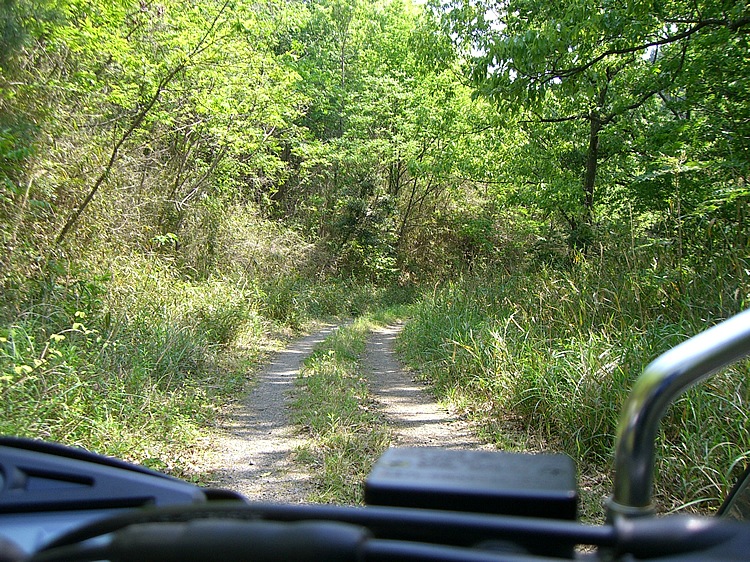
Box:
292, 312, 403, 504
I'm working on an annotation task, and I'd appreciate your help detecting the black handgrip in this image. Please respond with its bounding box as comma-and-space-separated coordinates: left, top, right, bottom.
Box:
614, 515, 744, 558
108, 519, 370, 562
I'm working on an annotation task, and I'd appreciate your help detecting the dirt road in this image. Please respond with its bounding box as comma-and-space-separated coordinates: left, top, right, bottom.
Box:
363, 323, 486, 450
209, 323, 485, 502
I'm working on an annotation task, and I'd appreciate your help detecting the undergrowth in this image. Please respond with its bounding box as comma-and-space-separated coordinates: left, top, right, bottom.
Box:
0, 252, 400, 479
0, 258, 259, 476
398, 242, 750, 521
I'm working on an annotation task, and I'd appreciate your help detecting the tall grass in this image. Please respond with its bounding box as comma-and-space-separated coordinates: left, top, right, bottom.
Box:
258, 275, 416, 327
0, 244, 407, 479
1, 261, 238, 468
399, 241, 750, 518
0, 256, 266, 476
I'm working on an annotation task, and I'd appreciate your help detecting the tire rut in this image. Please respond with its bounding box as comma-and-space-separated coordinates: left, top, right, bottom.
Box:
364, 323, 488, 450
208, 324, 338, 502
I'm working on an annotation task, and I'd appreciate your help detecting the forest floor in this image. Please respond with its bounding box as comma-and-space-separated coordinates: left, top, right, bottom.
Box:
202, 323, 488, 503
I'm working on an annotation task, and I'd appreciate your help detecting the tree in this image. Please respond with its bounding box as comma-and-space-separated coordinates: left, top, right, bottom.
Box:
277, 0, 410, 279
53, 0, 236, 246
0, 0, 64, 283
273, 1, 501, 278
1, 0, 313, 292
434, 0, 750, 248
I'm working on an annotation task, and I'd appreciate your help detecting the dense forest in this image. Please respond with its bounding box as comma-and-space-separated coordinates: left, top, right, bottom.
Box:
2, 0, 750, 514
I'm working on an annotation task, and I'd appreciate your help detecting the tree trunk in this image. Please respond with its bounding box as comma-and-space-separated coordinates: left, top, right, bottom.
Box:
568, 113, 602, 252
582, 113, 601, 225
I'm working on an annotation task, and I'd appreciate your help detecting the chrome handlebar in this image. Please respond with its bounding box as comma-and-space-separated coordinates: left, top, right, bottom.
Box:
608, 308, 750, 520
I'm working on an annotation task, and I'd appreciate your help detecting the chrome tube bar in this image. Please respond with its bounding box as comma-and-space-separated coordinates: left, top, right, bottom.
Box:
608, 308, 750, 520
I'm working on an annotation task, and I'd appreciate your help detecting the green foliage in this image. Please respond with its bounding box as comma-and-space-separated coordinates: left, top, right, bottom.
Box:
0, 0, 63, 284
257, 274, 414, 327
2, 0, 750, 512
0, 255, 265, 473
0, 308, 206, 468
433, 0, 750, 252
277, 0, 503, 280
258, 276, 307, 328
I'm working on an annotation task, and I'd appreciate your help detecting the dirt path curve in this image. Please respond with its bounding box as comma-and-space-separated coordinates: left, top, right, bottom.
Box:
364, 323, 488, 450
209, 324, 339, 502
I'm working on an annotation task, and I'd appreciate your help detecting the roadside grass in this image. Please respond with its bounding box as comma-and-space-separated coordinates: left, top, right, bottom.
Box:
0, 258, 266, 478
0, 252, 401, 480
292, 312, 404, 504
397, 249, 750, 521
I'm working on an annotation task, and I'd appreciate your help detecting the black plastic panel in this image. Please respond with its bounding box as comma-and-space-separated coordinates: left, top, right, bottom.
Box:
365, 447, 578, 520
0, 437, 206, 513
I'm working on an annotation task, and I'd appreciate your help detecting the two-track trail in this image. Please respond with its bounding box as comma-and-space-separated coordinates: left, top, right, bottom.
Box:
208, 324, 339, 502
208, 322, 486, 502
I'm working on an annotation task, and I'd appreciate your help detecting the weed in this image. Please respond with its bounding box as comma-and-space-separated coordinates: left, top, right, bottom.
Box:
398, 242, 750, 520
0, 254, 266, 477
